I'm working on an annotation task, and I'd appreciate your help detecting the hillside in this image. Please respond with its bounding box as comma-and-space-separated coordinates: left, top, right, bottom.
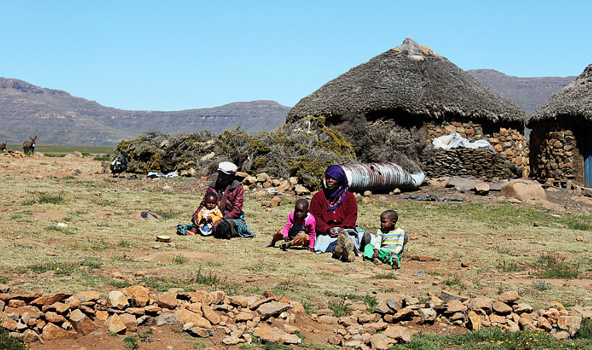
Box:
0, 78, 290, 146
467, 69, 576, 115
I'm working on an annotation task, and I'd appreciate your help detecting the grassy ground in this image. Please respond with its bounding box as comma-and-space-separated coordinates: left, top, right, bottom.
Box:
1, 155, 592, 305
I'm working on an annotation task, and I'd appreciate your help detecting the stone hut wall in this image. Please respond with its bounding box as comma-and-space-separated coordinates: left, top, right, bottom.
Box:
421, 148, 522, 181
424, 120, 529, 178
529, 120, 584, 185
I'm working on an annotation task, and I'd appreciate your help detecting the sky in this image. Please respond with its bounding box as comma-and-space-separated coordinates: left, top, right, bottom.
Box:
2, 0, 591, 111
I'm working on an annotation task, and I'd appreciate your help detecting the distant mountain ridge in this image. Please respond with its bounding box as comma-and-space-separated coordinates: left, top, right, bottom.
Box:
0, 77, 290, 146
467, 69, 576, 115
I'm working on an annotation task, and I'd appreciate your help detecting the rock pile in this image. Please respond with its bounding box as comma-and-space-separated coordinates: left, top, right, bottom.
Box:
425, 121, 529, 177
422, 148, 522, 181
239, 172, 311, 196
1, 285, 590, 348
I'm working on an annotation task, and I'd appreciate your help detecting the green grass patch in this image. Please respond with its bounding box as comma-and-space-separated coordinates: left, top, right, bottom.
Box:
0, 326, 27, 350
191, 267, 222, 286
533, 253, 581, 279
19, 261, 79, 276
24, 192, 65, 205
108, 280, 132, 288
45, 225, 76, 235
496, 260, 522, 273
140, 276, 186, 292
123, 335, 139, 350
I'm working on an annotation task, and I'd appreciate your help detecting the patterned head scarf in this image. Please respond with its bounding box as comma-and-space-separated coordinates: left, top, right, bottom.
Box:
324, 165, 349, 211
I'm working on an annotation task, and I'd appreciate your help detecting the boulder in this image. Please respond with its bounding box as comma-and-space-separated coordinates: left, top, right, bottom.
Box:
501, 179, 547, 202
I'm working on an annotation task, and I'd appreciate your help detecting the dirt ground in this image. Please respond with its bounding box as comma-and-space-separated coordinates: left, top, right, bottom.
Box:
2, 153, 592, 350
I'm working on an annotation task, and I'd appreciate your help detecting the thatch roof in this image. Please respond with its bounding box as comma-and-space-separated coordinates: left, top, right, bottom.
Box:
287, 38, 527, 124
529, 64, 592, 123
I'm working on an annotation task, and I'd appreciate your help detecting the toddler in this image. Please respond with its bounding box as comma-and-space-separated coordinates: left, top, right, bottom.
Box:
262, 199, 316, 251
195, 192, 223, 235
363, 210, 407, 269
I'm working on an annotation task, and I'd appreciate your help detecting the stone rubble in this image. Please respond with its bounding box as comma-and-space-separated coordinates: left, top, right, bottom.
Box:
0, 285, 588, 347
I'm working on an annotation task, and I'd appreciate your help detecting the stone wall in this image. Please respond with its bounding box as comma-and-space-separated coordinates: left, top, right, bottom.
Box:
530, 121, 583, 185
421, 148, 522, 181
424, 120, 529, 178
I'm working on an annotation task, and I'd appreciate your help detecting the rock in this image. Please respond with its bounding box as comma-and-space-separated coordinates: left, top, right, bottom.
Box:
418, 308, 437, 323
474, 183, 490, 195
374, 301, 392, 315
125, 285, 151, 307
158, 292, 178, 309
252, 326, 301, 345
45, 311, 66, 323
554, 331, 570, 340
501, 179, 547, 202
188, 291, 213, 305
492, 301, 513, 315
256, 173, 270, 182
385, 297, 405, 312
439, 291, 469, 303
317, 315, 339, 324
445, 300, 467, 314
369, 333, 391, 350
42, 322, 77, 340
557, 316, 582, 336
22, 329, 43, 343
176, 309, 212, 329
468, 298, 492, 313
188, 327, 214, 338
498, 291, 520, 304
271, 196, 281, 206
518, 316, 536, 331
76, 290, 101, 302
573, 305, 592, 319
120, 313, 137, 332
1, 313, 17, 331
108, 291, 129, 310
69, 309, 97, 335
468, 311, 481, 331
235, 312, 255, 322
283, 324, 299, 334
383, 325, 412, 343
0, 285, 9, 293
156, 313, 179, 326
513, 303, 534, 314
261, 201, 272, 208
228, 295, 248, 308
201, 304, 220, 324
294, 184, 310, 195
31, 293, 71, 306
257, 301, 291, 319
393, 307, 414, 321
107, 314, 127, 334
537, 316, 553, 331
489, 314, 506, 324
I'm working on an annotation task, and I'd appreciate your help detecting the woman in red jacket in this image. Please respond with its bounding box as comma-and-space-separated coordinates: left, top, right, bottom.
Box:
309, 165, 360, 262
192, 162, 254, 239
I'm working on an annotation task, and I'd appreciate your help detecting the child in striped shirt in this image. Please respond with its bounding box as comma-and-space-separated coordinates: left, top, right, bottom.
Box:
363, 210, 407, 269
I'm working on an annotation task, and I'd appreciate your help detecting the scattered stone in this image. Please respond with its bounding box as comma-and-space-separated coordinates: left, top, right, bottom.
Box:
492, 301, 513, 315
69, 309, 97, 335
257, 301, 291, 319
498, 291, 520, 304
369, 333, 391, 350
501, 179, 547, 202
468, 311, 481, 331
42, 322, 77, 340
557, 316, 582, 336
253, 326, 301, 345
156, 313, 179, 326
158, 292, 178, 309
383, 325, 412, 343
554, 331, 570, 340
440, 291, 469, 303
474, 183, 490, 195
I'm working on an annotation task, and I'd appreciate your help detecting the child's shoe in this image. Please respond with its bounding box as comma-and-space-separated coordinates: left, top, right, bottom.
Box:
343, 238, 356, 262
332, 233, 347, 259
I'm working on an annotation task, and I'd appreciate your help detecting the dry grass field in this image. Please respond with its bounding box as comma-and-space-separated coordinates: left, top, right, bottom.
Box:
2, 153, 592, 349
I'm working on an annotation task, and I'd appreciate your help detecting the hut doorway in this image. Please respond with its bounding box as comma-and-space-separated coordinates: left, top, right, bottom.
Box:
586, 130, 592, 187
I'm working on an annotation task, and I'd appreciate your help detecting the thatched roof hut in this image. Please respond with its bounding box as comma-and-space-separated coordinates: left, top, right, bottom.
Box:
529, 64, 592, 123
528, 64, 592, 186
287, 38, 527, 124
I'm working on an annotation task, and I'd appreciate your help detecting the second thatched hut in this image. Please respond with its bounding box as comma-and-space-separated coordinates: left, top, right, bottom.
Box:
287, 38, 529, 180
528, 64, 592, 187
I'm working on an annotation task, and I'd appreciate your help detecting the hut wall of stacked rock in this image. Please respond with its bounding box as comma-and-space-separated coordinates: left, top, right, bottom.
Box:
424, 120, 529, 178
529, 64, 592, 187
286, 38, 528, 181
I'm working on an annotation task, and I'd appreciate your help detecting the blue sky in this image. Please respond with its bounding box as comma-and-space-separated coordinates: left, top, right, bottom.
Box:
2, 0, 591, 111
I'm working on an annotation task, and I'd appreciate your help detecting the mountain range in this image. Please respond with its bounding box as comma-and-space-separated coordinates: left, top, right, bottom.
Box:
0, 71, 577, 146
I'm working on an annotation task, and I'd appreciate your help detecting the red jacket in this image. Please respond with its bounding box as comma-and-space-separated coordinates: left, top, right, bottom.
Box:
309, 190, 358, 236
194, 179, 244, 219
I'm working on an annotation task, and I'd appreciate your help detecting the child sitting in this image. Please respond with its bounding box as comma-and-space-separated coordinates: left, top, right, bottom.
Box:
262, 199, 316, 251
363, 210, 407, 269
194, 192, 223, 235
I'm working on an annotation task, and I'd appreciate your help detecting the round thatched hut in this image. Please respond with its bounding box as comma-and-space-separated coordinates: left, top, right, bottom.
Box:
528, 64, 592, 187
287, 38, 529, 178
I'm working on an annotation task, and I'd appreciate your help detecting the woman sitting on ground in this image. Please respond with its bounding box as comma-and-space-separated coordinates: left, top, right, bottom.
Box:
309, 165, 361, 262
192, 161, 254, 239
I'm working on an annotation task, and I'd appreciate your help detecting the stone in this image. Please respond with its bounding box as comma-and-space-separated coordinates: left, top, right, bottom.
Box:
257, 301, 291, 319
0, 291, 43, 303
445, 300, 467, 314
554, 331, 570, 340
513, 303, 534, 313
369, 333, 391, 350
537, 316, 553, 331
95, 310, 109, 321
210, 291, 226, 305
201, 304, 220, 324
557, 315, 582, 336
358, 313, 380, 324
439, 291, 469, 303
188, 291, 212, 305
489, 314, 506, 324
393, 307, 415, 321
498, 291, 520, 304
188, 327, 214, 338
229, 295, 248, 308
69, 308, 97, 335
294, 184, 310, 195
468, 310, 481, 331
66, 296, 81, 310
492, 301, 513, 315
474, 183, 490, 195
252, 326, 301, 345
256, 173, 270, 182
501, 179, 547, 202
573, 305, 592, 319
271, 196, 281, 206
22, 329, 43, 343
42, 322, 78, 340
385, 297, 404, 312
176, 309, 212, 329
125, 285, 151, 307
383, 325, 412, 343
31, 293, 71, 306
120, 313, 137, 332
317, 315, 339, 324
107, 314, 127, 334
76, 290, 101, 302
418, 308, 437, 323
45, 311, 66, 323
283, 324, 299, 334
108, 291, 129, 310
156, 313, 179, 326
261, 201, 272, 208
468, 298, 492, 313
158, 292, 178, 309
518, 316, 536, 331
1, 313, 17, 331
235, 312, 255, 322
373, 301, 392, 315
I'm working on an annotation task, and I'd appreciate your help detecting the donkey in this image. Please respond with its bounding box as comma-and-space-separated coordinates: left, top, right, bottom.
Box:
0, 142, 6, 152
23, 136, 37, 154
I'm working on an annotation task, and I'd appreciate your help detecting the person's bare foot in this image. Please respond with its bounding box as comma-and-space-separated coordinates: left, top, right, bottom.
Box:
372, 258, 380, 265
186, 227, 197, 236
391, 256, 400, 269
